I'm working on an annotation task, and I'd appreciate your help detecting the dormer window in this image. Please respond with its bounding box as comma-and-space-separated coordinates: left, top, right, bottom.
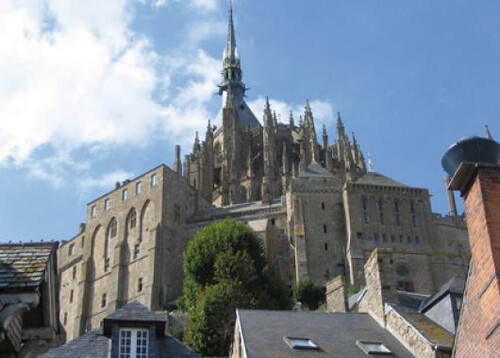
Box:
119, 328, 149, 358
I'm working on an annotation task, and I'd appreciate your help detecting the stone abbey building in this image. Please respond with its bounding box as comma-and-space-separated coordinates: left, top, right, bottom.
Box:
57, 3, 470, 342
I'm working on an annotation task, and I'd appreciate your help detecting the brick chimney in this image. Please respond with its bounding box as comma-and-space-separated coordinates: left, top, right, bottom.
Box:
442, 136, 500, 357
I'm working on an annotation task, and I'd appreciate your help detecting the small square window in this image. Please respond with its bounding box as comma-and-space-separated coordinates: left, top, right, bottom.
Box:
356, 340, 392, 355
68, 243, 74, 256
104, 199, 111, 211
122, 188, 128, 201
91, 205, 97, 218
284, 336, 319, 350
151, 174, 158, 187
136, 181, 143, 195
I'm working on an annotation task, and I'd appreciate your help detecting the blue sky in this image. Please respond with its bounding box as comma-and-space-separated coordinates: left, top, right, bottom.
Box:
0, 0, 498, 242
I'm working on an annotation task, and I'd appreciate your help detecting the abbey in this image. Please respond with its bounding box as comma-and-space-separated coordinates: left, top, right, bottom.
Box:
57, 3, 469, 342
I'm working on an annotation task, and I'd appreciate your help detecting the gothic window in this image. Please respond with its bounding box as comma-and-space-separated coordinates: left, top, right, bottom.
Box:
378, 199, 384, 225
362, 196, 369, 224
108, 219, 118, 238
129, 209, 137, 229
394, 200, 400, 226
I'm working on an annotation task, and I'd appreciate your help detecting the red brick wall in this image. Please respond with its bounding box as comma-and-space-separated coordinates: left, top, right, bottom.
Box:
454, 166, 500, 357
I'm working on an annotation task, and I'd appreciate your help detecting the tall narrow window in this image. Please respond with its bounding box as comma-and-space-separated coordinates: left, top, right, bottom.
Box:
136, 182, 142, 195
129, 209, 137, 229
68, 243, 74, 256
378, 199, 384, 225
410, 200, 417, 227
109, 219, 118, 238
104, 198, 111, 211
362, 196, 369, 224
138, 277, 143, 292
321, 202, 325, 210
70, 289, 74, 303
101, 293, 107, 308
323, 224, 327, 233
133, 244, 140, 259
91, 205, 97, 218
72, 266, 77, 279
63, 312, 68, 326
394, 200, 401, 226
150, 174, 158, 187
122, 188, 128, 201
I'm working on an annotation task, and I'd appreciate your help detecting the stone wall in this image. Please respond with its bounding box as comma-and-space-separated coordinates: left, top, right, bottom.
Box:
326, 275, 347, 312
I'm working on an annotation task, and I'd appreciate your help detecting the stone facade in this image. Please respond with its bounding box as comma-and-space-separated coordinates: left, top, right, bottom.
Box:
58, 2, 470, 343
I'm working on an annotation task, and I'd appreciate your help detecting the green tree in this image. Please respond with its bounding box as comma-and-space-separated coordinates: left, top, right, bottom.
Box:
181, 219, 290, 356
292, 278, 325, 311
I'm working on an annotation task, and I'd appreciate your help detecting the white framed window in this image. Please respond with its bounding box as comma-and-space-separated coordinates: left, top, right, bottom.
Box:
91, 205, 97, 218
119, 328, 149, 358
104, 198, 111, 211
136, 182, 142, 195
122, 188, 128, 201
150, 174, 158, 187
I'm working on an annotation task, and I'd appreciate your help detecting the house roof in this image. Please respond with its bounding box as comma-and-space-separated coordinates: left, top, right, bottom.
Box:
387, 304, 454, 349
0, 242, 57, 291
236, 309, 414, 357
39, 328, 199, 358
103, 301, 166, 336
354, 172, 407, 187
419, 276, 465, 313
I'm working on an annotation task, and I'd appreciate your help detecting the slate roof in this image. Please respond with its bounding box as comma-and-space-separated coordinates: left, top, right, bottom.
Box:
39, 328, 199, 358
300, 162, 336, 178
236, 309, 414, 357
354, 172, 408, 187
387, 304, 454, 349
0, 242, 57, 291
419, 276, 465, 313
41, 301, 200, 357
103, 301, 165, 336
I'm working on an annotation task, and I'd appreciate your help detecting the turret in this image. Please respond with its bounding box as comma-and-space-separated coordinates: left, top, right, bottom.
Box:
173, 145, 182, 175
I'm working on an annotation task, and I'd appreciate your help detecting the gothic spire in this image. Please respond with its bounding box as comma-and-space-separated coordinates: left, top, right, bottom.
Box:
289, 110, 295, 127
219, 0, 245, 95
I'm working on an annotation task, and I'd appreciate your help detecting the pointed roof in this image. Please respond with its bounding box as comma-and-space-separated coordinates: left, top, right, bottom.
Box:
226, 0, 237, 61
355, 172, 408, 187
103, 301, 165, 336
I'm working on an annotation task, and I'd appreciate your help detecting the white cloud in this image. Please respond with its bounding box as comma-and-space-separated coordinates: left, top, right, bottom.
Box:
0, 0, 224, 187
78, 169, 136, 192
190, 0, 219, 12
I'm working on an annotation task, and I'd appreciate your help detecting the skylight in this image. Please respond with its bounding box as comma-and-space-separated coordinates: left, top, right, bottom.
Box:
283, 336, 319, 350
356, 340, 393, 355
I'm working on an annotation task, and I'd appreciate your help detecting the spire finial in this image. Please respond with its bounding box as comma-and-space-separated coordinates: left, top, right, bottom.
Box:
305, 99, 311, 112
485, 124, 494, 140
367, 152, 375, 172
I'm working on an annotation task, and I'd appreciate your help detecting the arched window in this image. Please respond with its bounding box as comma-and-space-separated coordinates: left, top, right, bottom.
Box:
129, 209, 137, 229
108, 218, 117, 239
